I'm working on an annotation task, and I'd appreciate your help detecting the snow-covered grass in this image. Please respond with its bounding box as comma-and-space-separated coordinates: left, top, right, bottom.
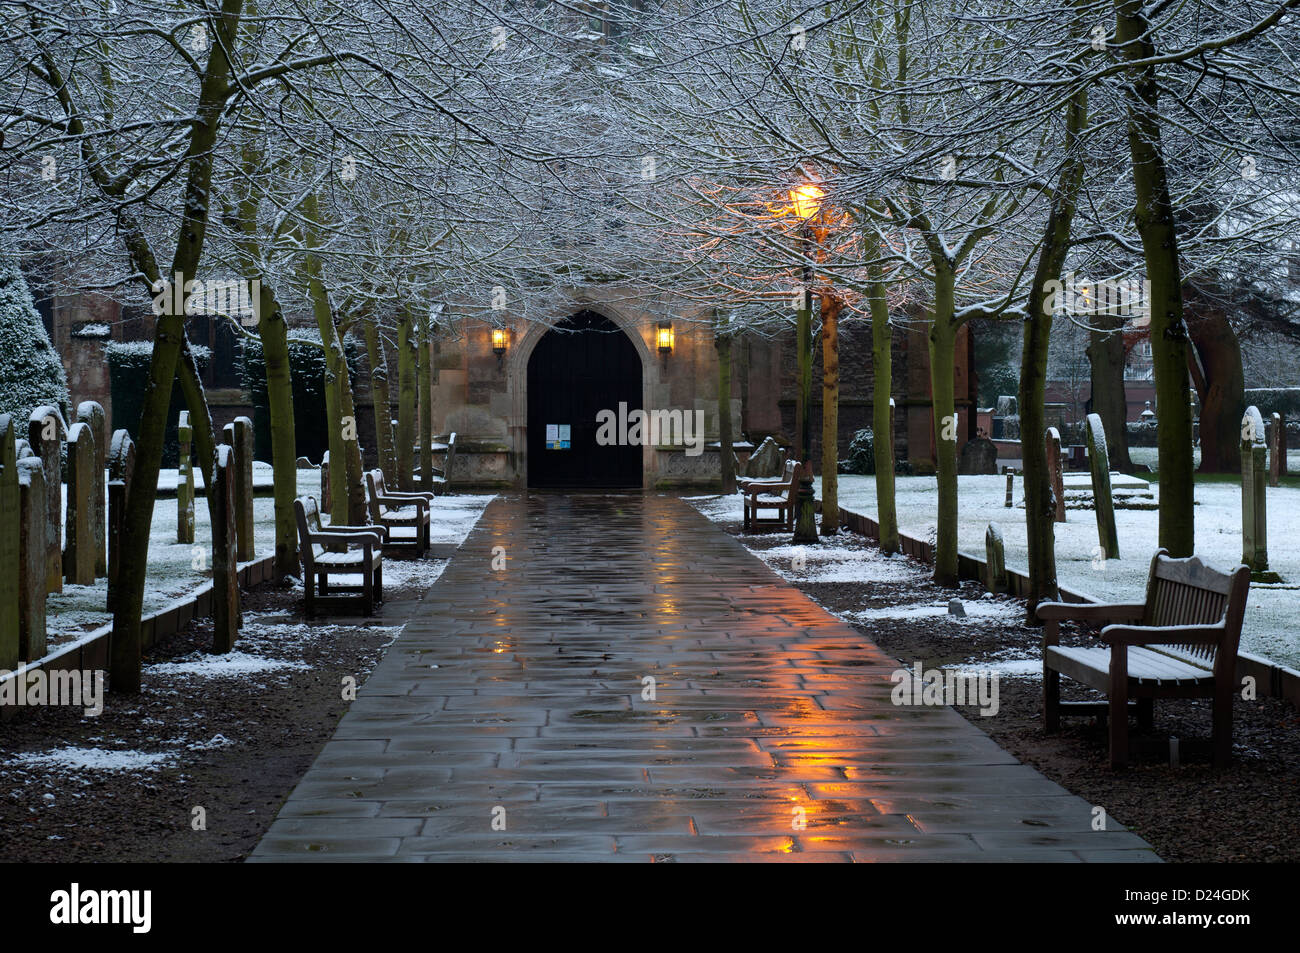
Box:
145, 651, 308, 678
822, 473, 1300, 669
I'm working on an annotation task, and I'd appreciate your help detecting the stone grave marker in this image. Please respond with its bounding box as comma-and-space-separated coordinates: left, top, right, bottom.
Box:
1241, 406, 1275, 580
233, 416, 255, 562
1085, 413, 1120, 561
76, 401, 108, 578
1270, 412, 1282, 488
1046, 427, 1066, 523
212, 444, 239, 653
177, 411, 195, 544
17, 456, 47, 661
985, 522, 1008, 595
64, 422, 96, 586
107, 429, 136, 613
27, 406, 64, 594
0, 416, 19, 671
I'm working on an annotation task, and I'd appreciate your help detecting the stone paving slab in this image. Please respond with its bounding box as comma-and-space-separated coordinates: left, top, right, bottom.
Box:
251, 494, 1159, 863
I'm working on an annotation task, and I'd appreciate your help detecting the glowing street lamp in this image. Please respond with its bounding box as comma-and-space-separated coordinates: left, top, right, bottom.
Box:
788, 177, 826, 544
491, 326, 509, 369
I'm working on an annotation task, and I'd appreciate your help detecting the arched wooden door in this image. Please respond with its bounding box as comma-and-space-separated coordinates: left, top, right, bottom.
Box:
527, 312, 643, 488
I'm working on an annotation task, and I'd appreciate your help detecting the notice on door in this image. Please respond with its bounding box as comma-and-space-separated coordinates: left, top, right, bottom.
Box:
546, 424, 571, 450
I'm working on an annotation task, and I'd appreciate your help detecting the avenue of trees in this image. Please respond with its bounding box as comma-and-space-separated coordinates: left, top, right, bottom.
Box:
3, 0, 1299, 690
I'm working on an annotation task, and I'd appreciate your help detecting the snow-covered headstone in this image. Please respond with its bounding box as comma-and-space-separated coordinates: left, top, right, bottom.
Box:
1085, 414, 1119, 560
1046, 427, 1065, 523
27, 406, 63, 594
64, 422, 96, 586
985, 522, 1007, 595
17, 455, 46, 661
1269, 412, 1282, 488
107, 429, 135, 613
0, 415, 19, 670
233, 416, 255, 563
1241, 406, 1271, 578
177, 411, 195, 544
76, 401, 108, 578
212, 444, 239, 654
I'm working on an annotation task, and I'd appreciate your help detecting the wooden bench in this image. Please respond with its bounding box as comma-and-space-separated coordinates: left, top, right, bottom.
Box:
1038, 548, 1250, 768
742, 459, 802, 533
294, 496, 385, 616
736, 447, 789, 492
365, 468, 431, 555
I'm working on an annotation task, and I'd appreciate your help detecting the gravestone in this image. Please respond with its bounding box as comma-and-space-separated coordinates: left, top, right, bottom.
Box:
958, 437, 998, 475
17, 456, 47, 661
232, 416, 255, 563
1241, 406, 1273, 579
985, 522, 1008, 595
1004, 470, 1015, 508
320, 451, 332, 513
1269, 412, 1282, 488
1279, 412, 1288, 480
0, 416, 19, 671
746, 437, 783, 478
1085, 413, 1120, 560
107, 430, 136, 613
996, 395, 1017, 417
1046, 427, 1066, 523
27, 406, 64, 594
64, 422, 96, 586
177, 411, 195, 544
212, 445, 239, 653
76, 401, 108, 578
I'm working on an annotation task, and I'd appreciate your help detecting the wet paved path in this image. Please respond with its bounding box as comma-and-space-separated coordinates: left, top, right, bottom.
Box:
252, 495, 1158, 862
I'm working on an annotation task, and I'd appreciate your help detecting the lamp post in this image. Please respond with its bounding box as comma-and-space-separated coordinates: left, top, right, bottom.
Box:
789, 182, 824, 544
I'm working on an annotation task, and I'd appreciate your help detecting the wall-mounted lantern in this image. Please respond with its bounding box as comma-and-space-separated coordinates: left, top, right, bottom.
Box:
491, 327, 509, 368
656, 321, 674, 368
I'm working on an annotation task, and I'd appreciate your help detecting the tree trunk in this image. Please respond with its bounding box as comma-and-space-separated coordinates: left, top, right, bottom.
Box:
820, 292, 841, 535
418, 316, 433, 489
110, 0, 242, 693
928, 267, 959, 587
1189, 310, 1244, 474
1115, 0, 1195, 556
715, 322, 736, 494
869, 265, 899, 554
395, 306, 417, 491
257, 287, 298, 577
1086, 313, 1134, 472
362, 316, 397, 480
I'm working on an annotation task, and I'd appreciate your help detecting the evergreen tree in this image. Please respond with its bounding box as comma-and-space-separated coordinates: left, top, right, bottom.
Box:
0, 257, 70, 425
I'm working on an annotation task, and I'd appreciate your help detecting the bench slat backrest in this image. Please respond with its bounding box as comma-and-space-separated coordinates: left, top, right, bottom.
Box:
782, 460, 802, 502
1142, 549, 1250, 669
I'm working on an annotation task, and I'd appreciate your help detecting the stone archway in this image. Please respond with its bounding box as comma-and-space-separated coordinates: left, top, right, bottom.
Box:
507, 303, 659, 488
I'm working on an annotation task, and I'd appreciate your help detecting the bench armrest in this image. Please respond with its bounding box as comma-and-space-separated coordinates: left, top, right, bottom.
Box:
1100, 622, 1226, 647
743, 482, 792, 498
375, 494, 427, 511
316, 526, 385, 542
1036, 601, 1145, 623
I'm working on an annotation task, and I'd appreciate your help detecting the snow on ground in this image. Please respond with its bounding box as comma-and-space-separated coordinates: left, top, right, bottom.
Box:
823, 473, 1300, 669
844, 596, 1026, 627
145, 651, 308, 678
761, 543, 928, 584
11, 747, 174, 773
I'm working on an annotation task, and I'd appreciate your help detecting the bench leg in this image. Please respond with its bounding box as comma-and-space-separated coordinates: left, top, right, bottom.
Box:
1109, 646, 1129, 769
1043, 665, 1060, 733
319, 572, 329, 595
362, 564, 374, 615
304, 569, 316, 618
374, 564, 383, 603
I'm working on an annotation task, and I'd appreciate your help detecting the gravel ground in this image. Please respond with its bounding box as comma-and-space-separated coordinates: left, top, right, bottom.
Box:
706, 506, 1300, 864
0, 558, 444, 862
